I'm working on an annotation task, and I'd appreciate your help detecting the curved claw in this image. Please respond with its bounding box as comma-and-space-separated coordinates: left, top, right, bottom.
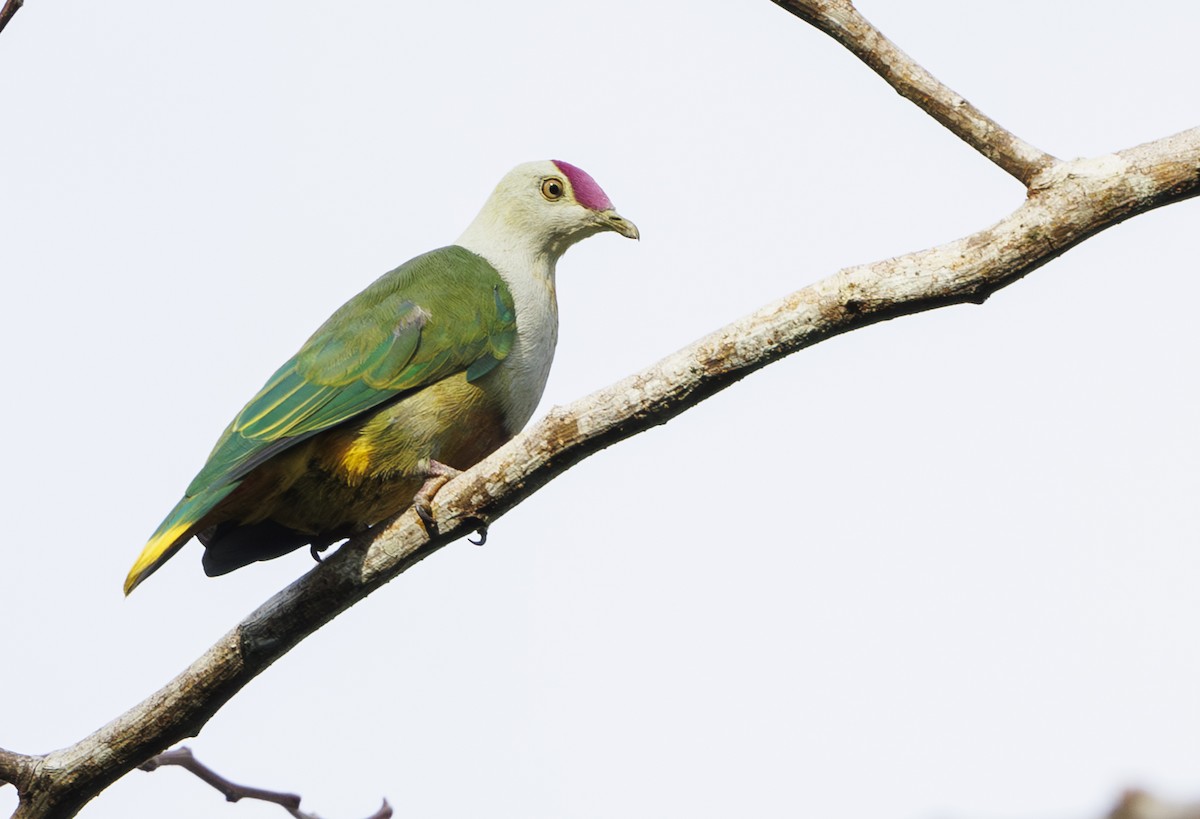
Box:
468, 525, 489, 546
413, 463, 460, 538
414, 500, 439, 537
310, 543, 325, 563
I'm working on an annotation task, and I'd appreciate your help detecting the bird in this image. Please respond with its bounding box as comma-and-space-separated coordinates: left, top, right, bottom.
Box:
123, 160, 638, 594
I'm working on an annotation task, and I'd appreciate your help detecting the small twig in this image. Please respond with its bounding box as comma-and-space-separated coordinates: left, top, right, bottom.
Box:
140, 747, 392, 819
0, 0, 24, 37
771, 0, 1057, 185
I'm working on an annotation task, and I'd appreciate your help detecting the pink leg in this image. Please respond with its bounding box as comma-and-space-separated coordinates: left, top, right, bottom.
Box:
413, 460, 462, 536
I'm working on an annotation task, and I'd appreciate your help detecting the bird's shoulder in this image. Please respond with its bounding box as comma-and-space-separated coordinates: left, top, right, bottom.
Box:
296, 245, 516, 386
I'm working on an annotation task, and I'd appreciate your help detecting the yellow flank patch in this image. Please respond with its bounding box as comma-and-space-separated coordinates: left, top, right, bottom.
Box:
339, 440, 376, 477
123, 521, 193, 595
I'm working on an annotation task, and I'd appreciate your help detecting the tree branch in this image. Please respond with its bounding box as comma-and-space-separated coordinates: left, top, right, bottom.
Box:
10, 124, 1199, 818
0, 748, 37, 796
139, 747, 392, 819
0, 0, 23, 37
770, 0, 1057, 185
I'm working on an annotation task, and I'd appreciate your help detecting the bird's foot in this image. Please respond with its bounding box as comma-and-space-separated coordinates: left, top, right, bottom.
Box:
414, 497, 440, 535
413, 460, 462, 537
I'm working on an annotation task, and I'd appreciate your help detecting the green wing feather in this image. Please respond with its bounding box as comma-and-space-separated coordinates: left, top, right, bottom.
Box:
193, 245, 515, 491
125, 245, 516, 593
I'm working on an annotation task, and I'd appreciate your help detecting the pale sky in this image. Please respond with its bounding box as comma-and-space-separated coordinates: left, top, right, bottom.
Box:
3, 2, 1200, 818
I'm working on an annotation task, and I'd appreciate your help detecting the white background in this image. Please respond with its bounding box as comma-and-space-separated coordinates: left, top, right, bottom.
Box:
2, 2, 1199, 818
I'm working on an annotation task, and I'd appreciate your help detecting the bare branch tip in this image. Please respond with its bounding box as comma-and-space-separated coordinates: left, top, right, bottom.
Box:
775, 0, 1052, 185
0, 0, 25, 37
368, 799, 394, 819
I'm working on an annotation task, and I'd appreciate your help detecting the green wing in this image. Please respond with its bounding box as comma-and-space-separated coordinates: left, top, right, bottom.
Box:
191, 245, 516, 494
125, 245, 515, 593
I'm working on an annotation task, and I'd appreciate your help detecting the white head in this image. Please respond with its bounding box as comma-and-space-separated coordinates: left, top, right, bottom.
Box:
456, 160, 638, 271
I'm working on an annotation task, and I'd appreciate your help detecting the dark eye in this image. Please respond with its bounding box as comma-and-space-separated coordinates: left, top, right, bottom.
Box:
541, 177, 565, 200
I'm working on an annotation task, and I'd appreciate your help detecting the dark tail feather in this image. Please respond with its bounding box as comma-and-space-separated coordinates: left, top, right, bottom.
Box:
199, 520, 315, 577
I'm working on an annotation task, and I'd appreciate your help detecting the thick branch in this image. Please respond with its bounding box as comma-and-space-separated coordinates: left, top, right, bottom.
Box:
0, 749, 37, 796
0, 0, 23, 37
771, 0, 1057, 185
10, 125, 1199, 819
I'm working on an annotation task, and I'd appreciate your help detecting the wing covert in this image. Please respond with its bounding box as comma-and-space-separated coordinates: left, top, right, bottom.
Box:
184, 246, 516, 496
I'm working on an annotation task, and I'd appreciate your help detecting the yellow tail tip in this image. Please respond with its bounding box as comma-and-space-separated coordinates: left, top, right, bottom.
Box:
124, 522, 193, 595
123, 567, 146, 596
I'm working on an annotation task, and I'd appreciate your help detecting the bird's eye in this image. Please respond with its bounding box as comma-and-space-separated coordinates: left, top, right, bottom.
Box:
541, 177, 565, 201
